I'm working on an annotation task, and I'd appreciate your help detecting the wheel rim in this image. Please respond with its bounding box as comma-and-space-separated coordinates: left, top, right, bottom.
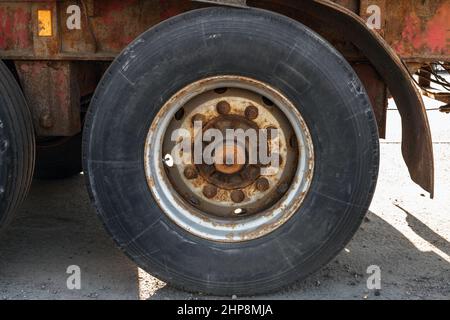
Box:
145, 76, 314, 242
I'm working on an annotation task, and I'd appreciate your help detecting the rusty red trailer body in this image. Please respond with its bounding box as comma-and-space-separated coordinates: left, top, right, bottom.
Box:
0, 0, 449, 194
1, 0, 450, 296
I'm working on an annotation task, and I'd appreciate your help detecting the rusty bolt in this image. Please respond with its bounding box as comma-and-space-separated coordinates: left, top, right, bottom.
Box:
216, 101, 231, 115
184, 165, 198, 180
245, 105, 259, 120
203, 184, 218, 199
39, 113, 54, 129
192, 113, 206, 125
231, 190, 245, 203
255, 178, 270, 192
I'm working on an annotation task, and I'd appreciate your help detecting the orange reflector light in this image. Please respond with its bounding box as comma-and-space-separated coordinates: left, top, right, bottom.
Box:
37, 10, 52, 37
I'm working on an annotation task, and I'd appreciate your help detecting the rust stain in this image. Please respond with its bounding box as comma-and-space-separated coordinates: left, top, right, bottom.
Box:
394, 1, 450, 56
0, 6, 31, 50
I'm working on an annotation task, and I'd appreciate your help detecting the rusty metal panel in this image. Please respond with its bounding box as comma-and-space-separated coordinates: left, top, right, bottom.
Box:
0, 0, 199, 60
58, 1, 96, 54
353, 63, 388, 138
385, 0, 450, 61
359, 0, 386, 37
31, 2, 60, 57
15, 61, 81, 136
0, 2, 32, 55
0, 0, 448, 62
85, 0, 194, 53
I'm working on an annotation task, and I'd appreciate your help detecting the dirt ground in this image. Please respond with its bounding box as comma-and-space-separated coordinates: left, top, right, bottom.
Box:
0, 97, 449, 300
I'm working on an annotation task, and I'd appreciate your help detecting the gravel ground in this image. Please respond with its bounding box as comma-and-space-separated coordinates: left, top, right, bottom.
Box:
0, 97, 449, 300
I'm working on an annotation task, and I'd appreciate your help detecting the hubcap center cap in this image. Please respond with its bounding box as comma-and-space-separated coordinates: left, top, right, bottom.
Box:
214, 143, 245, 174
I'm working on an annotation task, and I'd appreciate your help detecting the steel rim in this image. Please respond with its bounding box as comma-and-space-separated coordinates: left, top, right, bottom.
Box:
145, 76, 314, 242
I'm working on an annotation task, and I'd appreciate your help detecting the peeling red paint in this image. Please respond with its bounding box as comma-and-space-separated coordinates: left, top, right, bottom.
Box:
426, 3, 450, 52
0, 6, 31, 50
394, 2, 450, 56
0, 0, 448, 61
94, 0, 139, 51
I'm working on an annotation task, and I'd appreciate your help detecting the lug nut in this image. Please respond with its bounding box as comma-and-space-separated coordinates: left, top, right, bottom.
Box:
203, 184, 218, 199
192, 113, 206, 125
184, 165, 198, 180
216, 101, 231, 115
245, 105, 259, 120
255, 178, 270, 192
231, 190, 245, 203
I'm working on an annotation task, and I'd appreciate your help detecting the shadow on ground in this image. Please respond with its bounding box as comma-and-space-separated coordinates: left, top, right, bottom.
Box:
0, 174, 448, 300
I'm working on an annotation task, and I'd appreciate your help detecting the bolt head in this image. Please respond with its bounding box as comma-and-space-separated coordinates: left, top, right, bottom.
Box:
255, 178, 270, 191
216, 101, 231, 115
184, 166, 198, 180
231, 190, 245, 203
203, 184, 218, 199
245, 105, 259, 120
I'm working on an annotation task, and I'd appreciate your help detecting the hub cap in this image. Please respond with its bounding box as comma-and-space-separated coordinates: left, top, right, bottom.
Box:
145, 76, 314, 242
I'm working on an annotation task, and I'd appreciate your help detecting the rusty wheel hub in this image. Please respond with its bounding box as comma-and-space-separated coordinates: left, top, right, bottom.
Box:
145, 76, 314, 242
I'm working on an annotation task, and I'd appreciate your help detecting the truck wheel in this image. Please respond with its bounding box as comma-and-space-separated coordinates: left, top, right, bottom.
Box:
35, 133, 82, 180
0, 61, 35, 230
84, 8, 379, 295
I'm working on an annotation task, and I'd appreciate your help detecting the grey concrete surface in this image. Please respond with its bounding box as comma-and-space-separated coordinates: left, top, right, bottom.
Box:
0, 99, 449, 300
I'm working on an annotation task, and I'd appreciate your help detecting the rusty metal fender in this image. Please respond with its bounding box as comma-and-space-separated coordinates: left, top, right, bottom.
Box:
281, 0, 435, 197
196, 0, 435, 196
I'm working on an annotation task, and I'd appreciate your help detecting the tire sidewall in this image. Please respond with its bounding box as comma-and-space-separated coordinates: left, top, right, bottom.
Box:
0, 107, 13, 226
84, 8, 379, 294
0, 61, 34, 230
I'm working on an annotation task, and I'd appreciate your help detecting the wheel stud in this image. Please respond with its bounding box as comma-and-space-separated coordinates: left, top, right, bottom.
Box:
184, 165, 198, 180
255, 177, 270, 191
231, 190, 245, 203
203, 184, 218, 199
216, 101, 231, 115
245, 105, 259, 120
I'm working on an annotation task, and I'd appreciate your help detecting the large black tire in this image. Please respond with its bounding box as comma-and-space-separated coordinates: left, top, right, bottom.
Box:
35, 133, 82, 180
84, 8, 379, 295
0, 61, 35, 230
